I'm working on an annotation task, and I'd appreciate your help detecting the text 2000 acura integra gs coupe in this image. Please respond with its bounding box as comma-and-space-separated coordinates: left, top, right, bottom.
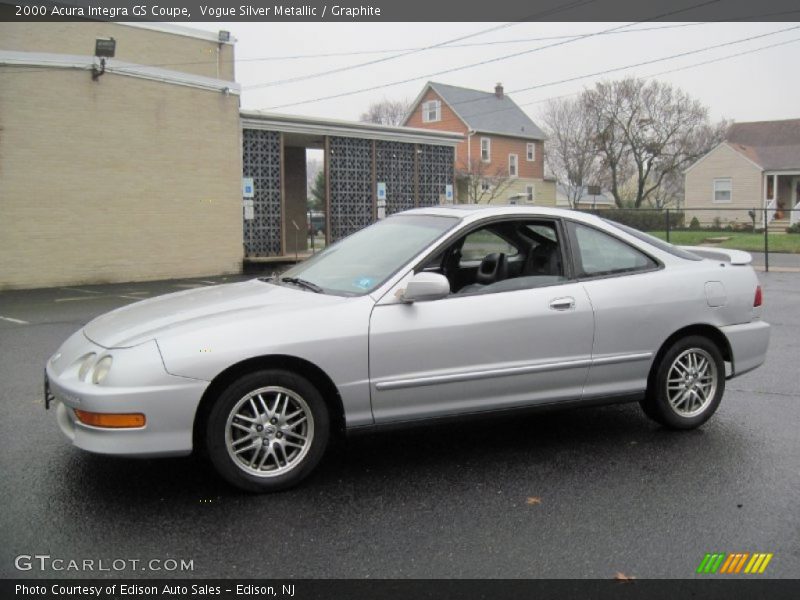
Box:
45, 206, 770, 492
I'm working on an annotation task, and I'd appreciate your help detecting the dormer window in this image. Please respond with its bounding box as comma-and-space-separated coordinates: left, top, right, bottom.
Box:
422, 100, 441, 123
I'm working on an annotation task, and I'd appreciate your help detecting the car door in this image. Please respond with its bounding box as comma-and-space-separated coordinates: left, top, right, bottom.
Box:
565, 221, 667, 399
368, 219, 595, 424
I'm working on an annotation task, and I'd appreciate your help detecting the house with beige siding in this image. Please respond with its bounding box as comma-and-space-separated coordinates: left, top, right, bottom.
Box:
684, 119, 800, 231
0, 22, 243, 290
404, 81, 555, 206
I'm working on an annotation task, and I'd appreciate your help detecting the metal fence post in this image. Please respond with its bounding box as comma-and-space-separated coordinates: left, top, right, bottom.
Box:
665, 209, 670, 243
763, 208, 769, 272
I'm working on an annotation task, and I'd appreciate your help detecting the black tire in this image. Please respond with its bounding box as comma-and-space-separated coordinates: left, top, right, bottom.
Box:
640, 335, 725, 430
206, 369, 330, 492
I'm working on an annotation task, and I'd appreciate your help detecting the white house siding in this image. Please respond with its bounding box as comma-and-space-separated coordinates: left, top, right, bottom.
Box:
684, 144, 764, 227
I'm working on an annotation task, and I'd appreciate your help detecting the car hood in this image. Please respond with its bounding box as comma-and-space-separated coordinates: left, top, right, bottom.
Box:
83, 279, 345, 349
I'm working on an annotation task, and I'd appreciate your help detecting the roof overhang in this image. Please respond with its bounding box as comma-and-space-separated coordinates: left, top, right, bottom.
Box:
472, 128, 546, 141
0, 50, 240, 94
241, 111, 463, 146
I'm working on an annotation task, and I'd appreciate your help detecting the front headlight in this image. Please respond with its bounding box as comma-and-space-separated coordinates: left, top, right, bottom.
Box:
92, 356, 113, 384
78, 353, 97, 381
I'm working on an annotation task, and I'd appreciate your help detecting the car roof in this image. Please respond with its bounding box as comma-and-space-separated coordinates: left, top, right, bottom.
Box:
397, 204, 605, 226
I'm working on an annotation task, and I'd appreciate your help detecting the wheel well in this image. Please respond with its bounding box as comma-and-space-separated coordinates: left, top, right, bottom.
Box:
647, 324, 733, 388
192, 355, 346, 454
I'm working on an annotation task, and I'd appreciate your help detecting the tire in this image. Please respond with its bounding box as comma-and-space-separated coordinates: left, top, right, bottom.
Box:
640, 336, 725, 430
206, 369, 330, 492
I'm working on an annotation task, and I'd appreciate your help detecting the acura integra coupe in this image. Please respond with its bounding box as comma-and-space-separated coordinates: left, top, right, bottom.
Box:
45, 206, 770, 492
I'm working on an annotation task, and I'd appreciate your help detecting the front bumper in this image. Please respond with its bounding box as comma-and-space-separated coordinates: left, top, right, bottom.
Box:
721, 320, 770, 378
46, 337, 208, 457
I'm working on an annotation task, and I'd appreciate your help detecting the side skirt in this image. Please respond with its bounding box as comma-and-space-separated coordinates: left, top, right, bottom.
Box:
346, 392, 645, 436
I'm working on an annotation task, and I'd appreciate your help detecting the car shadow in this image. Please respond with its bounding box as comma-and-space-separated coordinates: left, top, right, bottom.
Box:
50, 401, 724, 507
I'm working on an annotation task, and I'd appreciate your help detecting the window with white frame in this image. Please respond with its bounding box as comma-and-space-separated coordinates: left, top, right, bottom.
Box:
480, 138, 491, 162
422, 100, 441, 123
481, 180, 491, 192
526, 143, 536, 161
526, 185, 535, 202
713, 178, 732, 203
509, 154, 519, 177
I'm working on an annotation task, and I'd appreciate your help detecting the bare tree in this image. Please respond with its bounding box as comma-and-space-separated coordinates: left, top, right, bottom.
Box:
540, 96, 600, 208
583, 77, 724, 208
359, 98, 412, 126
583, 79, 638, 207
457, 157, 515, 204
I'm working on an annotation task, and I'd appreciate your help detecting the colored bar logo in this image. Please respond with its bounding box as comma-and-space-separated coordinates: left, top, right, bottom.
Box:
696, 553, 773, 574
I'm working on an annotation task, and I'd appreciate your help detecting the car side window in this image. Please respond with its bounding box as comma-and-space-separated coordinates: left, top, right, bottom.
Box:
434, 219, 568, 297
460, 229, 518, 262
570, 223, 657, 277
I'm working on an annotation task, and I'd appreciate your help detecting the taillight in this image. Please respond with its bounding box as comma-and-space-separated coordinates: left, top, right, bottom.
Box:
754, 285, 763, 307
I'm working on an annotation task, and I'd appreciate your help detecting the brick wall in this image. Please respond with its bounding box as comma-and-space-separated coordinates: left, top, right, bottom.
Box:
0, 22, 235, 80
0, 67, 243, 290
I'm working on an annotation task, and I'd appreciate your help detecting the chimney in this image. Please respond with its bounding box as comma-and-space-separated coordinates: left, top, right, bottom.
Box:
494, 83, 504, 99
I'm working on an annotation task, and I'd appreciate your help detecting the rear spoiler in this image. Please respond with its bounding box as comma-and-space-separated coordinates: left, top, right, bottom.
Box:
678, 246, 752, 265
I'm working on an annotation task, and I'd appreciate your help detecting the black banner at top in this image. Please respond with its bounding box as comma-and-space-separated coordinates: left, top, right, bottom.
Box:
2, 0, 800, 22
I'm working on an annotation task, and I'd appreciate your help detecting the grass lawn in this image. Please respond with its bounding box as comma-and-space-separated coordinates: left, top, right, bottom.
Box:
646, 230, 800, 254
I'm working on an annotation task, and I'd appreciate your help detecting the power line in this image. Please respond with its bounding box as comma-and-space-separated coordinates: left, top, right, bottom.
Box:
245, 0, 599, 90
394, 31, 800, 130
386, 24, 800, 128
1, 6, 794, 78
0, 0, 595, 80
258, 0, 725, 108
509, 24, 800, 96
247, 21, 526, 89
231, 10, 798, 63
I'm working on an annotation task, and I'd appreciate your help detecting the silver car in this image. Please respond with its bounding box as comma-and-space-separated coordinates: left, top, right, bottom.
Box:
45, 206, 770, 492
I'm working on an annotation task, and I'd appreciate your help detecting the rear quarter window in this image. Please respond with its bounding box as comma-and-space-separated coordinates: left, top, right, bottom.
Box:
570, 222, 658, 277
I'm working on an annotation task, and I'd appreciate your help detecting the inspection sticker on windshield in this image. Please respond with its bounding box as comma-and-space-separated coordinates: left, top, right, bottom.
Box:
354, 277, 374, 289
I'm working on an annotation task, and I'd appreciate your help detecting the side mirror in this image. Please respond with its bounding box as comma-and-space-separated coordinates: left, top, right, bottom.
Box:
400, 272, 451, 303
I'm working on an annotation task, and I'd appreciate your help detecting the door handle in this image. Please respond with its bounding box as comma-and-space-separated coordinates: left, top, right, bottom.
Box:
549, 297, 575, 311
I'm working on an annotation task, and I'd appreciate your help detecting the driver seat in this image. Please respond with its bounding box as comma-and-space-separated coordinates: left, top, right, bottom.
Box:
458, 253, 508, 294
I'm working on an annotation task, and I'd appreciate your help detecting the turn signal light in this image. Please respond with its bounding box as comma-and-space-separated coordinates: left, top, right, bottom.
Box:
74, 410, 145, 428
754, 285, 763, 307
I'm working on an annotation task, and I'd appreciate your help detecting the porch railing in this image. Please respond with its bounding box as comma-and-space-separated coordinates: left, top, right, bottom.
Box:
766, 198, 777, 224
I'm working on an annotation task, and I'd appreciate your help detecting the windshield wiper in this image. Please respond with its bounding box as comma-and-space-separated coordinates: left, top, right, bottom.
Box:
279, 276, 323, 293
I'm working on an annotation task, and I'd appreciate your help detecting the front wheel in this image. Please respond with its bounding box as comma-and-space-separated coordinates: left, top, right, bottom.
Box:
206, 369, 330, 492
640, 336, 725, 429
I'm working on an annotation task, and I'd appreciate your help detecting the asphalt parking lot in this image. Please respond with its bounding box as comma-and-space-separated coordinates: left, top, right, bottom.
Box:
0, 271, 798, 579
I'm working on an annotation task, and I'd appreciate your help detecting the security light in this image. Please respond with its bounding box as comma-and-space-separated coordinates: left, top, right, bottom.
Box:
92, 37, 115, 81
94, 37, 116, 58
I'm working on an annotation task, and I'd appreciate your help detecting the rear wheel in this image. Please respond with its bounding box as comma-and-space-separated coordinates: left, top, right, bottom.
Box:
640, 336, 725, 429
206, 369, 330, 492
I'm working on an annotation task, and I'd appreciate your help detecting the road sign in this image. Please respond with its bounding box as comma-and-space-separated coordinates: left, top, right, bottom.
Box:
242, 177, 255, 198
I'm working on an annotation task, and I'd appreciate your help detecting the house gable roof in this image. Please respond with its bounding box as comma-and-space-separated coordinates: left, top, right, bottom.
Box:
726, 118, 800, 171
405, 81, 546, 140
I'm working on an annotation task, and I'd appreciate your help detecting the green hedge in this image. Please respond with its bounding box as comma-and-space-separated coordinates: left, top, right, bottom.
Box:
579, 208, 685, 231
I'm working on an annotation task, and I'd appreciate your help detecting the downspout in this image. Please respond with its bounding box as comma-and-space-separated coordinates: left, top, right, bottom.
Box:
466, 129, 475, 167
466, 130, 475, 203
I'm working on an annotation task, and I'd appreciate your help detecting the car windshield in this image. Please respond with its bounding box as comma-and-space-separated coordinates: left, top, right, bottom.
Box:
274, 214, 459, 295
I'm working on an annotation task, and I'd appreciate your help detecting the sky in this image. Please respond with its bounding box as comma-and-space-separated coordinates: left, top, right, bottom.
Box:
187, 21, 800, 126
